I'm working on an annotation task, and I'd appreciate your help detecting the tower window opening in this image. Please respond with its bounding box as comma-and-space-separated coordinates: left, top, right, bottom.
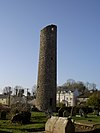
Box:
51, 57, 53, 60
51, 27, 54, 31
50, 98, 52, 106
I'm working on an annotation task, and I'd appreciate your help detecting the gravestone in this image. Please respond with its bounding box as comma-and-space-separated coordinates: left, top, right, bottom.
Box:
45, 116, 75, 133
63, 110, 69, 117
1, 111, 6, 120
58, 107, 64, 117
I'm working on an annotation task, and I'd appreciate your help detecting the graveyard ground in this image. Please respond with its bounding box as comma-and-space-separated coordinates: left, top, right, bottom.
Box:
0, 112, 100, 133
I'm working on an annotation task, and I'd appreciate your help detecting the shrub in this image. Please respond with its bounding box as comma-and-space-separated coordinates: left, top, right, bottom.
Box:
10, 102, 31, 115
11, 111, 31, 124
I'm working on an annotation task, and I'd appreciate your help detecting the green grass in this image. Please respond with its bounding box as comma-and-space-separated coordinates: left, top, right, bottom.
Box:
0, 112, 100, 133
72, 115, 100, 125
0, 112, 48, 133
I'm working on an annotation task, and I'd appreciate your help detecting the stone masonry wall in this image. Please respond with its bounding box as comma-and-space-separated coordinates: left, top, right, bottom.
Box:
36, 24, 57, 111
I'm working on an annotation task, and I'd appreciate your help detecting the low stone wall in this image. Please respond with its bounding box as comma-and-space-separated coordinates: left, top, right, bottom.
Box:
45, 116, 100, 133
45, 116, 75, 133
75, 122, 100, 132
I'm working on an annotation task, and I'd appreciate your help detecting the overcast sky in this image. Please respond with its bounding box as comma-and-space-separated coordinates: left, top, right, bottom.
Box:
0, 0, 100, 92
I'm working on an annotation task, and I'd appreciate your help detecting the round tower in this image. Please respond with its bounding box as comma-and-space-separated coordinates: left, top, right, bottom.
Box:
36, 24, 57, 111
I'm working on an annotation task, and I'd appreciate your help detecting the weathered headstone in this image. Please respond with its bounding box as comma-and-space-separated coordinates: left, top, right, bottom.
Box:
45, 116, 75, 133
58, 107, 64, 117
63, 110, 69, 117
79, 108, 84, 117
1, 111, 6, 120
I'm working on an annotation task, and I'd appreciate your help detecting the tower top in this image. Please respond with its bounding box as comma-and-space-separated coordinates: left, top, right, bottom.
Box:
41, 24, 57, 32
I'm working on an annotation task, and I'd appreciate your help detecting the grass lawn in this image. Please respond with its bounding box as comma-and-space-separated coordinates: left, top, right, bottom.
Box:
73, 115, 100, 125
0, 112, 48, 133
0, 112, 100, 133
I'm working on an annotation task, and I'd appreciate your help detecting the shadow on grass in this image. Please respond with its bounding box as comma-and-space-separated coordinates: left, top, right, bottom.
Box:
75, 129, 100, 133
31, 115, 47, 119
0, 130, 12, 133
30, 121, 46, 124
21, 128, 45, 132
0, 127, 45, 133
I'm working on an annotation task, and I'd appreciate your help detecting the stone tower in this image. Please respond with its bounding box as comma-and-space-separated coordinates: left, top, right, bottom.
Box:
36, 24, 57, 111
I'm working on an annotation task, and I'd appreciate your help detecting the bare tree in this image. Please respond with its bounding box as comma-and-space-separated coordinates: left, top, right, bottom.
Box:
3, 86, 12, 106
3, 86, 12, 95
31, 84, 37, 96
14, 86, 24, 97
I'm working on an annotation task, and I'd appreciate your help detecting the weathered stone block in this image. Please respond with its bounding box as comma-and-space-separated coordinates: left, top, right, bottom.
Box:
45, 116, 59, 132
45, 116, 75, 133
